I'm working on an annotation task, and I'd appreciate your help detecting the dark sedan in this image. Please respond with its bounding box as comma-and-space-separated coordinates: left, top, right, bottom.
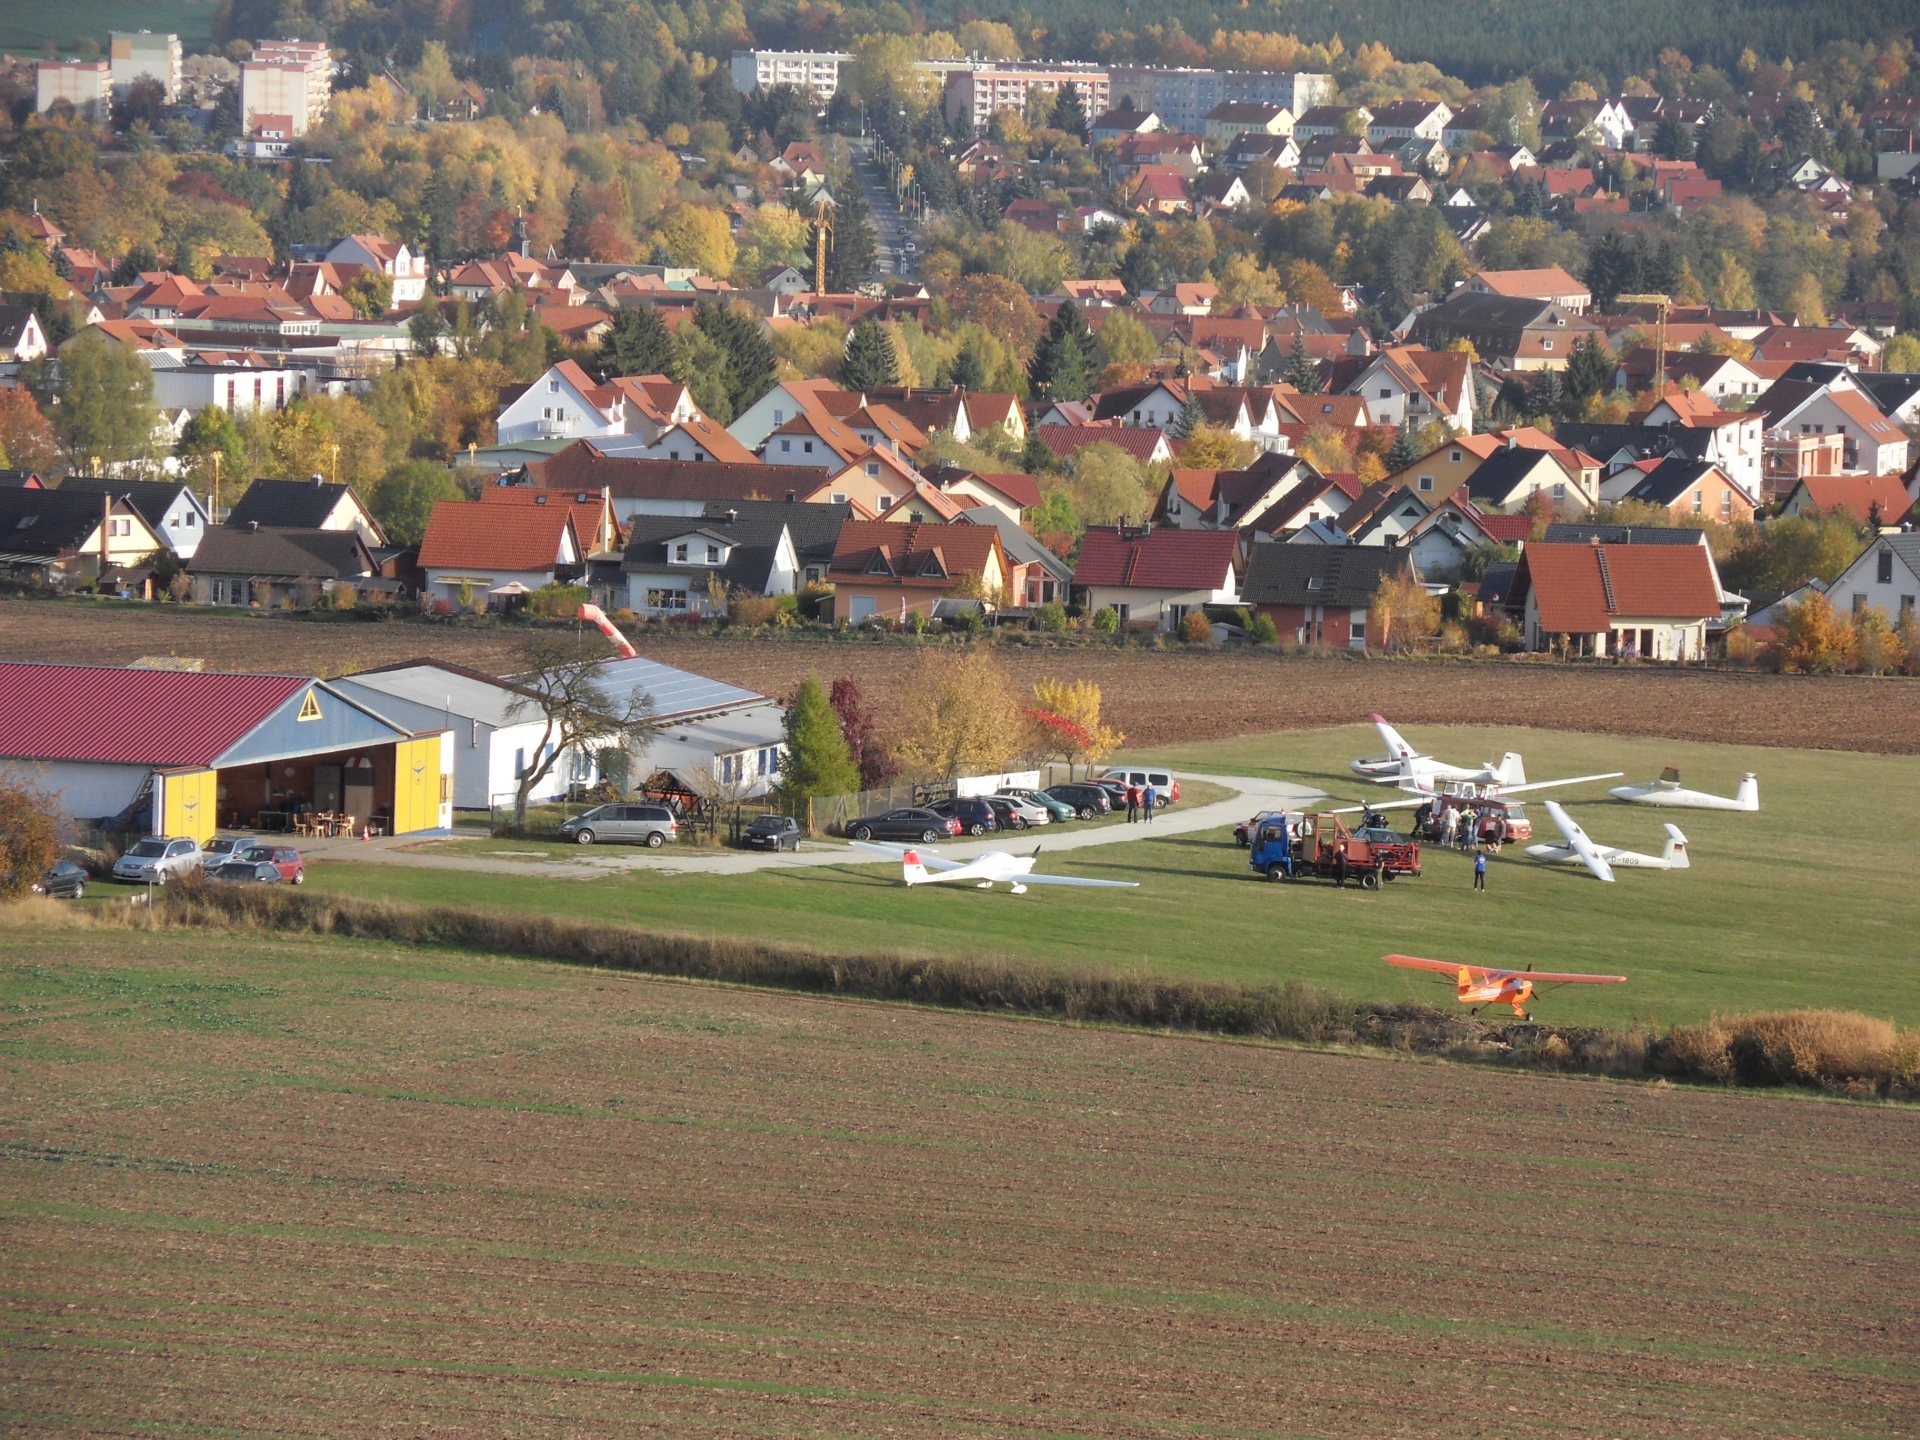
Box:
1046, 784, 1114, 820
930, 796, 1001, 836
209, 859, 284, 884
32, 860, 88, 899
846, 807, 963, 843
744, 815, 802, 851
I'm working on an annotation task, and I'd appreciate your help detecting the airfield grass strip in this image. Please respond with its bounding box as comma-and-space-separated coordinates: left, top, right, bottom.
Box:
52, 888, 1920, 1100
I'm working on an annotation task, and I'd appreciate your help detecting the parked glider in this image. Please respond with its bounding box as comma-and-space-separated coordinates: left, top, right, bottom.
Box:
850, 840, 1140, 895
1331, 757, 1624, 817
1349, 714, 1520, 786
1524, 801, 1689, 882
1609, 768, 1758, 811
1382, 952, 1626, 1020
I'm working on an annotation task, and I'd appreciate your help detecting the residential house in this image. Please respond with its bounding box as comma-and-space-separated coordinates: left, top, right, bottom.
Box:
225, 477, 387, 546
526, 441, 826, 525
1366, 100, 1452, 148
726, 377, 845, 450
1461, 267, 1592, 314
1394, 497, 1508, 580
0, 304, 49, 370
1612, 349, 1763, 405
1607, 458, 1756, 524
1541, 522, 1742, 629
1091, 107, 1162, 144
416, 498, 582, 609
1409, 291, 1596, 370
1152, 455, 1317, 530
619, 510, 802, 617
476, 485, 622, 555
1071, 524, 1242, 632
1202, 101, 1293, 152
825, 520, 1008, 624
1240, 544, 1414, 649
1339, 346, 1475, 430
1293, 104, 1372, 140
1825, 533, 1920, 628
920, 466, 1041, 524
1509, 541, 1724, 659
1032, 425, 1175, 470
1752, 377, 1910, 478
961, 507, 1073, 608
1388, 432, 1502, 500
323, 234, 428, 304
56, 478, 213, 561
1130, 166, 1194, 215
188, 524, 378, 607
1779, 474, 1913, 528
1091, 380, 1192, 431
763, 409, 869, 469
0, 487, 162, 588
1462, 447, 1592, 513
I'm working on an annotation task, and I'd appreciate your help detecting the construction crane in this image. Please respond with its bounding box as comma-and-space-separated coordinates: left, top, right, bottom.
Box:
811, 192, 835, 294
1616, 292, 1672, 398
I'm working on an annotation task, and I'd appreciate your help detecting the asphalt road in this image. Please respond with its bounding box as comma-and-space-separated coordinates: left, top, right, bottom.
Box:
848, 137, 916, 280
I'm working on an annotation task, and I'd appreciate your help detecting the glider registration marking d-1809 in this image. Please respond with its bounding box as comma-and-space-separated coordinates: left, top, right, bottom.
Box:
850, 840, 1141, 895
1382, 953, 1627, 1021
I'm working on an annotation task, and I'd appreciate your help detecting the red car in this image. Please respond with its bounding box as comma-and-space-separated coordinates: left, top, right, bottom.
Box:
239, 843, 305, 884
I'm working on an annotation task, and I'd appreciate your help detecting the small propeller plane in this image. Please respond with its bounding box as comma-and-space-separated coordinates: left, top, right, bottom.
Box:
1524, 801, 1690, 883
850, 840, 1140, 895
1609, 768, 1759, 811
1383, 953, 1626, 1020
1349, 714, 1521, 786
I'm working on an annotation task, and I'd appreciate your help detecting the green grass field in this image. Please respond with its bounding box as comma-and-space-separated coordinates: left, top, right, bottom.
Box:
0, 0, 216, 54
302, 725, 1916, 1029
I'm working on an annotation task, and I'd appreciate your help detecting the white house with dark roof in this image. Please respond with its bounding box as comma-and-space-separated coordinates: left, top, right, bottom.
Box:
1827, 533, 1920, 628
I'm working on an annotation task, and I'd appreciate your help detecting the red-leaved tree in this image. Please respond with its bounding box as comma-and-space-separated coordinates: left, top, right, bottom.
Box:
830, 677, 897, 790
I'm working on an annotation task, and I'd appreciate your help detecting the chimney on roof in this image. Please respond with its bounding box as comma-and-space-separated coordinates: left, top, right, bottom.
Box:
310, 473, 323, 485
785, 489, 795, 503
247, 520, 260, 532
723, 508, 737, 525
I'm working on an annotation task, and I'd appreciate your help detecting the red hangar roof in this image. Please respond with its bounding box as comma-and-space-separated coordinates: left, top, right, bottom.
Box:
0, 662, 310, 767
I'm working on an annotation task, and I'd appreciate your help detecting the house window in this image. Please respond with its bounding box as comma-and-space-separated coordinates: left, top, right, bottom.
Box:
773, 409, 784, 424
1551, 483, 1566, 501
548, 379, 560, 393
1351, 614, 1366, 645
1449, 449, 1462, 463
866, 462, 880, 476
674, 542, 689, 561
1113, 603, 1130, 623
705, 544, 719, 563
1879, 550, 1895, 584
1901, 595, 1915, 613
1852, 593, 1868, 615
1720, 490, 1733, 516
830, 492, 847, 504
645, 588, 689, 611
804, 441, 814, 454
668, 450, 681, 461
1379, 387, 1392, 399
780, 439, 791, 453
1418, 475, 1434, 492
1541, 339, 1554, 351
1691, 489, 1704, 513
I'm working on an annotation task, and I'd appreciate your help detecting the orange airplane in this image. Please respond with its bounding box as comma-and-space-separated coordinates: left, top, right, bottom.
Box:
1383, 953, 1626, 1020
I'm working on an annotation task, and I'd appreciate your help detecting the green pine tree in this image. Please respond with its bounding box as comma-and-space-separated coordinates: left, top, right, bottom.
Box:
1170, 388, 1206, 441
1386, 418, 1422, 473
825, 185, 876, 292
1564, 333, 1614, 407
596, 306, 678, 381
948, 339, 989, 391
841, 318, 900, 391
1028, 300, 1095, 401
1284, 332, 1322, 393
775, 675, 859, 828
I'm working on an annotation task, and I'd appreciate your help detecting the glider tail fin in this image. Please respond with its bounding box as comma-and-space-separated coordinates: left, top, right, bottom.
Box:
1374, 715, 1419, 760
1661, 825, 1689, 869
1735, 773, 1759, 811
901, 850, 929, 886
1495, 752, 1526, 787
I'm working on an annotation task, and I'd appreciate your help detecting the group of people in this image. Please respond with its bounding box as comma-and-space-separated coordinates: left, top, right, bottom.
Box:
1415, 801, 1507, 853
1123, 782, 1158, 824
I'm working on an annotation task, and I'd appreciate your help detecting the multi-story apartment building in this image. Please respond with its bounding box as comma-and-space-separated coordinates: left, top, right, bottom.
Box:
35, 60, 110, 120
240, 39, 332, 136
109, 30, 183, 101
729, 49, 853, 101
1108, 67, 1333, 133
944, 64, 1112, 130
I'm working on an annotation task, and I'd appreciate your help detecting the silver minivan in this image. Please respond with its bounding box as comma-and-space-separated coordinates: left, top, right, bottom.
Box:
559, 803, 679, 848
1098, 766, 1181, 803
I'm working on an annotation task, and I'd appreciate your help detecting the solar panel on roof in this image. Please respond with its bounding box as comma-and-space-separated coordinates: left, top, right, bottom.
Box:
549, 655, 765, 719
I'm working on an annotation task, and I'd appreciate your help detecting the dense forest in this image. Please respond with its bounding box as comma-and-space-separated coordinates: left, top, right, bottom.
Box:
214, 0, 1920, 89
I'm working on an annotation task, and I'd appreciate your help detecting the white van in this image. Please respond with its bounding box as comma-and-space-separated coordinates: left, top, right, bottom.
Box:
1097, 765, 1181, 804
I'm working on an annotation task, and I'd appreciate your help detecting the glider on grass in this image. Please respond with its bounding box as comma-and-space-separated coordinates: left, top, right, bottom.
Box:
1610, 767, 1759, 811
1348, 713, 1524, 787
850, 840, 1139, 896
1382, 953, 1626, 1021
1523, 801, 1691, 883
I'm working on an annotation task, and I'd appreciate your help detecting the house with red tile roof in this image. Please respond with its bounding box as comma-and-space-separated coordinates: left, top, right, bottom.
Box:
1033, 424, 1175, 470
1462, 266, 1592, 313
417, 497, 583, 609
1071, 524, 1243, 632
1152, 454, 1317, 531
527, 442, 819, 524
1779, 473, 1914, 528
1753, 378, 1909, 476
477, 485, 622, 555
826, 521, 1008, 624
920, 467, 1041, 522
1509, 541, 1721, 659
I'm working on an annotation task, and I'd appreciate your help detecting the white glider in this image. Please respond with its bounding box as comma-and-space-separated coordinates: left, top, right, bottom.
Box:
1610, 768, 1758, 811
1524, 801, 1691, 883
850, 840, 1139, 895
1349, 714, 1524, 787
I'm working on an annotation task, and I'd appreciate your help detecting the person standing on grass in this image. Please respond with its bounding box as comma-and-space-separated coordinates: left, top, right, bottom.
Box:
1126, 783, 1140, 824
1473, 848, 1487, 891
1143, 782, 1157, 823
1334, 846, 1348, 888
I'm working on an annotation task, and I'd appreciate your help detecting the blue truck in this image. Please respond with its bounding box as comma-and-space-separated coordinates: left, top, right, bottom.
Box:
1247, 812, 1422, 888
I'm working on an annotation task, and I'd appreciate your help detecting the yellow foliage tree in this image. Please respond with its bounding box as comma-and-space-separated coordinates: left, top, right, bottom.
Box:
1178, 424, 1257, 470
1778, 591, 1858, 673
1029, 676, 1123, 776
888, 649, 1027, 781
1297, 424, 1355, 476
655, 203, 737, 279
1367, 568, 1441, 652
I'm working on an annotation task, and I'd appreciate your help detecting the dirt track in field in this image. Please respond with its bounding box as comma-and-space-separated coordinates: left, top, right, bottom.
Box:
2, 929, 1915, 1438
5, 598, 1918, 752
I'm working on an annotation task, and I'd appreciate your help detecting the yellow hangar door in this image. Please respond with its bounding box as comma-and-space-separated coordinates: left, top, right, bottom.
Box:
393, 737, 440, 834
158, 768, 218, 844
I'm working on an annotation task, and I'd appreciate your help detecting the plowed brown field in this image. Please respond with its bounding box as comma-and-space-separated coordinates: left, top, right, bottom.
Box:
5, 598, 1918, 752
2, 927, 1915, 1439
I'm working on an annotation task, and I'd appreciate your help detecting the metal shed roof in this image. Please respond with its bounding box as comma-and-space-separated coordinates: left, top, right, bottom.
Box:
0, 662, 308, 767
570, 655, 765, 721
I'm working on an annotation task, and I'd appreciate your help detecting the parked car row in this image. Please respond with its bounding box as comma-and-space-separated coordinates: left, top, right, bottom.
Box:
99, 836, 306, 888
846, 774, 1180, 840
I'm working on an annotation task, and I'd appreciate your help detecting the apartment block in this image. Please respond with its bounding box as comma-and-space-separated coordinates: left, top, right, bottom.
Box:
35, 61, 110, 120
944, 65, 1112, 130
109, 30, 183, 101
240, 39, 332, 136
1108, 67, 1333, 133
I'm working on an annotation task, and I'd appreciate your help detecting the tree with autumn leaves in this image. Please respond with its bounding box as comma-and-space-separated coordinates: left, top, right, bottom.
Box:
1027, 677, 1123, 778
